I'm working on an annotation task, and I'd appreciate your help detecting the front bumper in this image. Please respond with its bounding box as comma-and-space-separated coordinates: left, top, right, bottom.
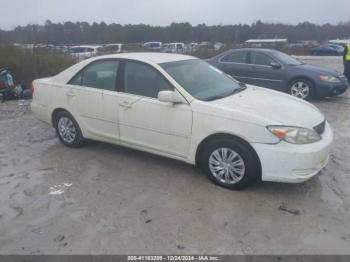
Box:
316, 80, 348, 97
252, 122, 333, 183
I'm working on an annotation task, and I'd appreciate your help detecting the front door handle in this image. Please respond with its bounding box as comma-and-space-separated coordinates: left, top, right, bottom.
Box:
66, 90, 76, 97
119, 101, 133, 108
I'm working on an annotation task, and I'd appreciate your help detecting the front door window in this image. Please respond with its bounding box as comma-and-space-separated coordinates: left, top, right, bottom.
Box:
123, 61, 173, 98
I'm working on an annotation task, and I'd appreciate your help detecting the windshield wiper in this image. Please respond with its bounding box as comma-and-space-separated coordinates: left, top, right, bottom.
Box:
288, 62, 304, 66
231, 85, 247, 94
238, 82, 247, 88
204, 85, 247, 101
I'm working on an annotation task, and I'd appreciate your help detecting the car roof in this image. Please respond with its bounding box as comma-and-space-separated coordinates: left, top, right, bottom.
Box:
228, 48, 280, 53
144, 42, 162, 44
210, 48, 280, 60
70, 45, 102, 49
51, 52, 198, 84
104, 43, 123, 46
94, 52, 196, 64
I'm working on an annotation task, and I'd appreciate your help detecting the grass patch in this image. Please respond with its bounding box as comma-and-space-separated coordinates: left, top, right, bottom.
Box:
0, 45, 75, 86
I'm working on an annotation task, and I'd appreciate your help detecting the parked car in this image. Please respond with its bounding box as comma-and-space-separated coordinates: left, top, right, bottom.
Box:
98, 43, 123, 54
161, 43, 185, 53
207, 48, 348, 100
214, 42, 224, 51
143, 42, 162, 50
69, 45, 102, 60
311, 44, 344, 56
31, 53, 333, 189
328, 41, 349, 48
184, 42, 199, 54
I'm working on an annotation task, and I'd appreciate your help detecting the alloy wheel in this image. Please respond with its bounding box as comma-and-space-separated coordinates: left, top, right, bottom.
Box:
208, 148, 246, 185
57, 116, 77, 144
290, 81, 310, 99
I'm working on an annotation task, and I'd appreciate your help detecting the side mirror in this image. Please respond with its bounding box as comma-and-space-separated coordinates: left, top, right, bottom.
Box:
158, 90, 186, 104
270, 62, 282, 69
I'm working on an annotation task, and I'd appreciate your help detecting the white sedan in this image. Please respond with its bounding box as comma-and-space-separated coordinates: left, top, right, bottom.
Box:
31, 53, 333, 189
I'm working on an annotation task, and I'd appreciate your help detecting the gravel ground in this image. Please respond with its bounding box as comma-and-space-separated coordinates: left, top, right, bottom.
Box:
0, 56, 349, 255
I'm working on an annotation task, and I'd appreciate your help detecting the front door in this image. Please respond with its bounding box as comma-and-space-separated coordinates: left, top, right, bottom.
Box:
246, 51, 285, 90
118, 60, 192, 158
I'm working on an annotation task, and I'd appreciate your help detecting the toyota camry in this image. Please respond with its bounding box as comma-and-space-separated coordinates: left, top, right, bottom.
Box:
31, 53, 333, 189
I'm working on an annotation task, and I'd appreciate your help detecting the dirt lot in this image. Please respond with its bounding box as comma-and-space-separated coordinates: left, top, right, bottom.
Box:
0, 56, 349, 255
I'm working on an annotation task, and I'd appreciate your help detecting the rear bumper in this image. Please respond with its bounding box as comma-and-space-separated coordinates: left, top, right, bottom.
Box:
252, 122, 333, 183
31, 102, 51, 125
316, 81, 348, 97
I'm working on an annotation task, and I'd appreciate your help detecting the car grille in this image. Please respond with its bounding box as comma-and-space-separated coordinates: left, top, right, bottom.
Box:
314, 120, 326, 135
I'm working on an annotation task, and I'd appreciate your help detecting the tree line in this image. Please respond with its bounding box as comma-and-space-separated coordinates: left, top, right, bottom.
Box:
0, 20, 350, 45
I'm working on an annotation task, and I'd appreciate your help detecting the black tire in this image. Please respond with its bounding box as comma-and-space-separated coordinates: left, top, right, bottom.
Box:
288, 79, 315, 100
200, 138, 260, 190
54, 111, 85, 148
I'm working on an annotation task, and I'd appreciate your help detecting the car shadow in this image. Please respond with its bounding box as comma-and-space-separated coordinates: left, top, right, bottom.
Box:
48, 139, 323, 199
82, 139, 206, 180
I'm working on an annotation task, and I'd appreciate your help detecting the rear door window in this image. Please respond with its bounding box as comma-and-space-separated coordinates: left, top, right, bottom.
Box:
221, 52, 248, 63
69, 60, 120, 91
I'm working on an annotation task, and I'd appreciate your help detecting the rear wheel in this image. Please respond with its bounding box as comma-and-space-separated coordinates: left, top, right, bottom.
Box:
200, 138, 260, 190
54, 111, 85, 148
288, 79, 314, 100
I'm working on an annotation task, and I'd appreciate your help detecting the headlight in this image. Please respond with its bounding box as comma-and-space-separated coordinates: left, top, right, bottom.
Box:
267, 126, 321, 144
320, 75, 341, 83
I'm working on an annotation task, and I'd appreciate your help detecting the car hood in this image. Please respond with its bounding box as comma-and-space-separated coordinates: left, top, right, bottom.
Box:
207, 86, 324, 129
293, 63, 340, 76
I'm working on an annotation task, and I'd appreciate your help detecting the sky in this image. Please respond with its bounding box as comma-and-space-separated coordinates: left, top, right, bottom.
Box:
0, 0, 349, 30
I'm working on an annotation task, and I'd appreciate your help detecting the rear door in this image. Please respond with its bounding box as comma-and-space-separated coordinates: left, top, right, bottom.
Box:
215, 51, 251, 82
67, 59, 120, 140
246, 51, 285, 90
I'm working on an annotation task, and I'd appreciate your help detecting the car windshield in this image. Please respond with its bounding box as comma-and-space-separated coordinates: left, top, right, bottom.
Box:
273, 51, 303, 66
329, 45, 344, 51
160, 60, 244, 101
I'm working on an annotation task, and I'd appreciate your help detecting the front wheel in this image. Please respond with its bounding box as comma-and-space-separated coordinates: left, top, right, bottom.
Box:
200, 139, 260, 190
288, 79, 314, 100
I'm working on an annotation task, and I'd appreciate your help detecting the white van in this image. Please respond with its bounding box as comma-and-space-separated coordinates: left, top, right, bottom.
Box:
69, 45, 102, 60
162, 43, 185, 54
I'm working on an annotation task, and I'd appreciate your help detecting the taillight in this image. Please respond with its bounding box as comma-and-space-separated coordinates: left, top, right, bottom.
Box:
30, 82, 34, 95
